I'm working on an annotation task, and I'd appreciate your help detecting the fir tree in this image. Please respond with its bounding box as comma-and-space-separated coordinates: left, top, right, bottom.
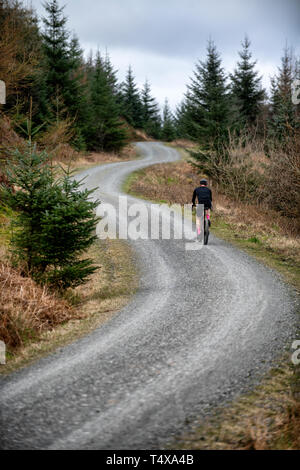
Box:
161, 98, 176, 142
88, 52, 127, 151
141, 80, 161, 137
67, 34, 89, 149
294, 57, 300, 120
187, 40, 230, 151
42, 0, 85, 134
174, 98, 196, 139
103, 50, 119, 96
120, 66, 143, 128
141, 80, 158, 123
230, 36, 265, 127
2, 140, 99, 289
269, 47, 297, 142
42, 0, 70, 110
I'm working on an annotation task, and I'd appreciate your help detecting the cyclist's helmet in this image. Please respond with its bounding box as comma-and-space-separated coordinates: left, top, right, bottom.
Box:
200, 178, 208, 186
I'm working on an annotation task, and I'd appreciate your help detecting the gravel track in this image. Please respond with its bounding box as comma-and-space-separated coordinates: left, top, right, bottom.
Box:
0, 142, 297, 449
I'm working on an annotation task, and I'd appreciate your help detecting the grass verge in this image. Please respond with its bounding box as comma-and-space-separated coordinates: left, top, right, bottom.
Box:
57, 144, 140, 176
173, 360, 300, 450
123, 151, 300, 450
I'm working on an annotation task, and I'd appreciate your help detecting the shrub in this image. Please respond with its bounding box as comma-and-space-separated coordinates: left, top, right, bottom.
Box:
191, 130, 264, 203
263, 131, 300, 227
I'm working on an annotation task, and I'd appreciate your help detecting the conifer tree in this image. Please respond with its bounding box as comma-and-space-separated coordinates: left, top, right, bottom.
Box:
2, 138, 99, 289
120, 66, 143, 128
42, 0, 85, 136
187, 40, 230, 151
103, 50, 119, 96
42, 0, 71, 111
141, 80, 161, 137
174, 98, 196, 139
67, 34, 89, 148
141, 80, 158, 123
294, 57, 300, 120
269, 47, 297, 142
88, 53, 127, 151
161, 98, 176, 142
230, 36, 265, 127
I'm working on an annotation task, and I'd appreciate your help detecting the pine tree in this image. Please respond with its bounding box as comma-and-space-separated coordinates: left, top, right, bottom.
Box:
187, 40, 230, 151
174, 98, 196, 139
230, 36, 265, 127
269, 47, 297, 142
161, 98, 176, 142
103, 50, 119, 96
42, 0, 70, 111
88, 52, 127, 151
141, 80, 161, 137
120, 66, 143, 128
67, 34, 89, 149
294, 57, 300, 120
42, 0, 85, 134
141, 80, 158, 123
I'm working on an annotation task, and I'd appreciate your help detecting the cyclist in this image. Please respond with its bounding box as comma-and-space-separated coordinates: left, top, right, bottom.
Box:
192, 179, 212, 236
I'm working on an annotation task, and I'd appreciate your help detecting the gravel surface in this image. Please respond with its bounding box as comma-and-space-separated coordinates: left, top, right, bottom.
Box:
0, 142, 297, 449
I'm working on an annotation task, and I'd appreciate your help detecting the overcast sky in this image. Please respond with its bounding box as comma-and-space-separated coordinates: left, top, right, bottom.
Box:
27, 0, 300, 110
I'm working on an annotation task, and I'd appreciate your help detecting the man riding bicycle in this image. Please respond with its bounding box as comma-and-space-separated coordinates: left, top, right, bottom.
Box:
192, 179, 212, 236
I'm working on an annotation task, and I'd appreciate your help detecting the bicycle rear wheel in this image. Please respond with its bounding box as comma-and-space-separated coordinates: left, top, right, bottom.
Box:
204, 218, 209, 245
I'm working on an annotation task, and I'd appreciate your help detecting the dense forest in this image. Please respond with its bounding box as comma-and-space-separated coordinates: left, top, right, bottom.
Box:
0, 0, 163, 155
0, 0, 299, 227
0, 0, 299, 146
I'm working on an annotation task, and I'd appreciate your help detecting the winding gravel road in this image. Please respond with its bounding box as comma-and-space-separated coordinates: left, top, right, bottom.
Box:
0, 142, 297, 449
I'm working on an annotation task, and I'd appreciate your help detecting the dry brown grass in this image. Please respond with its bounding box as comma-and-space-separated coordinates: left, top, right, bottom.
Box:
0, 115, 24, 168
171, 139, 198, 150
174, 364, 300, 450
74, 239, 137, 317
133, 129, 153, 142
38, 118, 75, 151
128, 161, 199, 205
0, 261, 76, 349
121, 121, 153, 143
264, 137, 300, 226
214, 192, 300, 263
54, 144, 138, 175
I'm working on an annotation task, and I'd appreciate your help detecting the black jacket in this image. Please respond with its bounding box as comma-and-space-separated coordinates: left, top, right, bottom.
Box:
192, 186, 212, 209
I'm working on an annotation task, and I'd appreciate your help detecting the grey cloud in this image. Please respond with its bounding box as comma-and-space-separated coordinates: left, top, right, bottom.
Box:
29, 0, 300, 108
31, 0, 300, 59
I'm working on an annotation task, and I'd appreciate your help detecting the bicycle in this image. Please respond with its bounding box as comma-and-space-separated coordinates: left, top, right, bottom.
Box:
203, 209, 210, 245
192, 205, 210, 245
